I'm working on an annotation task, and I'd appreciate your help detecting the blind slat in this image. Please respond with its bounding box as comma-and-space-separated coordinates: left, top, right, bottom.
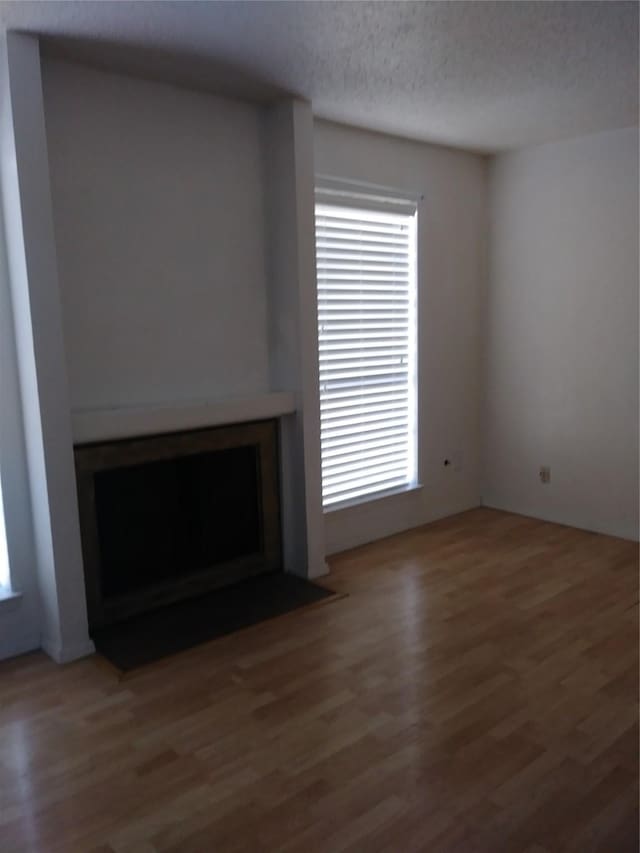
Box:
323, 446, 409, 471
323, 459, 410, 489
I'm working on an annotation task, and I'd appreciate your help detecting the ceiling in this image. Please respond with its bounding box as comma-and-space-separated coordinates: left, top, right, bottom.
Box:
1, 1, 638, 153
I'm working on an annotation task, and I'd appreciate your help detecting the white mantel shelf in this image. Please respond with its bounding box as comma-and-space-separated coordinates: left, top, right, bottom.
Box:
71, 392, 297, 444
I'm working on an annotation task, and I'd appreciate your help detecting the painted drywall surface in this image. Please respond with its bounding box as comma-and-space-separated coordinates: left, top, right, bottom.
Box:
314, 120, 487, 554
290, 103, 327, 577
0, 34, 42, 659
483, 127, 639, 541
41, 58, 271, 411
0, 115, 40, 657
0, 34, 93, 661
264, 101, 326, 578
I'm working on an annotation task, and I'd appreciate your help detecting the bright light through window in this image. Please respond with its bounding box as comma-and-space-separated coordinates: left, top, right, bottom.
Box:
315, 198, 418, 508
0, 477, 10, 589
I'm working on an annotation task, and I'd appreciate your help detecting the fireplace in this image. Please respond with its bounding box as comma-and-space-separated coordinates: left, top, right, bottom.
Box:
74, 419, 282, 629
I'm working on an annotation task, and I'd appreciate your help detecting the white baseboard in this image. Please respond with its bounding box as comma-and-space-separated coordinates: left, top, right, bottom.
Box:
41, 634, 96, 664
309, 559, 330, 579
481, 497, 640, 543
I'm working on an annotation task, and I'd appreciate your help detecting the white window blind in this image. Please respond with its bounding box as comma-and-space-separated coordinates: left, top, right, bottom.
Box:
315, 198, 418, 508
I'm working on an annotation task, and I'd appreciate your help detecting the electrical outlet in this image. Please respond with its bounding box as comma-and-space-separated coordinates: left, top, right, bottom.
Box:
539, 466, 551, 484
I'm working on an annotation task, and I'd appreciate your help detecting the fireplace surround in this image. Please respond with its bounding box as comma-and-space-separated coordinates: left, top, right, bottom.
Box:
1, 37, 326, 663
74, 419, 282, 629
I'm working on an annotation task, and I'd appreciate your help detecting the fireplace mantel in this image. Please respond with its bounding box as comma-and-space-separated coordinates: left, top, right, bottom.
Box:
71, 392, 297, 444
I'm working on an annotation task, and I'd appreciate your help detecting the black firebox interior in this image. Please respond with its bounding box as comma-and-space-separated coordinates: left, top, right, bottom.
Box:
94, 444, 261, 598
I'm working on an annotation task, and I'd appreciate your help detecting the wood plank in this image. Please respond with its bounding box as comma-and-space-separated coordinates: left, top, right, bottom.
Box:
0, 508, 637, 851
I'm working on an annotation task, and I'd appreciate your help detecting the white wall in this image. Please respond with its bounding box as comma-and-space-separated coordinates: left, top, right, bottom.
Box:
41, 58, 271, 411
314, 121, 487, 554
483, 127, 639, 541
0, 34, 93, 662
264, 101, 326, 578
0, 169, 41, 659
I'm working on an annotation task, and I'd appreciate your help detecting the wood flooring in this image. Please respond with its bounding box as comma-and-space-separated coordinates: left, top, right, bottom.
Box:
0, 508, 638, 852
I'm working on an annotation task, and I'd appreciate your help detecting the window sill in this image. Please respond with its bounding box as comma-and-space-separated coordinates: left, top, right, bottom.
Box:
0, 587, 23, 613
324, 482, 423, 514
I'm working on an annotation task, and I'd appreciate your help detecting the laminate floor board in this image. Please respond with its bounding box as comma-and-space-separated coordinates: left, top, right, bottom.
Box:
0, 508, 637, 852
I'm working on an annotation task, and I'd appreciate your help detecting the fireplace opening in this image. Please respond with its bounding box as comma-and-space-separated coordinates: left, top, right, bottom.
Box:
95, 444, 261, 598
74, 420, 282, 629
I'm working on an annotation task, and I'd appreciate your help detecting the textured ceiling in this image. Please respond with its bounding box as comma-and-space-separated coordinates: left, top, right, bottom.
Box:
1, 1, 638, 152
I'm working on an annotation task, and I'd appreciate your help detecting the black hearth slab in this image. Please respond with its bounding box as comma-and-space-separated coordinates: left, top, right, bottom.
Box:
91, 573, 338, 672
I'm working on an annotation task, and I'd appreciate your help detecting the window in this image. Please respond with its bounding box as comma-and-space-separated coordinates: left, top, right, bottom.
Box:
0, 477, 9, 591
315, 193, 418, 508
